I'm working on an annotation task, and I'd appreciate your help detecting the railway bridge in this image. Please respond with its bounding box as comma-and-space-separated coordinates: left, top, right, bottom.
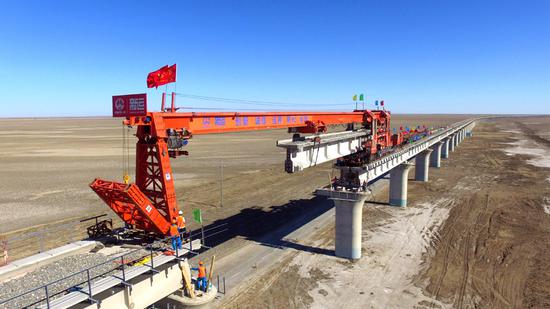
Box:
279, 118, 477, 259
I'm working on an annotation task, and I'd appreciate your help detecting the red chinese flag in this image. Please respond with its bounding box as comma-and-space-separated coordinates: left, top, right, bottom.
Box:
147, 64, 177, 88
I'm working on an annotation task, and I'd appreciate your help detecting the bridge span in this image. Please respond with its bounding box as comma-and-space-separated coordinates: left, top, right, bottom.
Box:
303, 118, 477, 259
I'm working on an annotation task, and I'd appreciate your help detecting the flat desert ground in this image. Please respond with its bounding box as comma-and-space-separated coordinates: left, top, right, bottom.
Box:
1, 114, 549, 308
0, 114, 468, 233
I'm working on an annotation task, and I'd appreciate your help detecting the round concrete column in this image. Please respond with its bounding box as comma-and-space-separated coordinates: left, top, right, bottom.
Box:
333, 194, 368, 260
449, 135, 456, 151
415, 149, 433, 181
453, 133, 458, 147
430, 142, 443, 168
389, 162, 413, 207
442, 138, 450, 159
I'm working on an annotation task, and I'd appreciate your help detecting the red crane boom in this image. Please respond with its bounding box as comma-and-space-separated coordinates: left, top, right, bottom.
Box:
90, 97, 394, 236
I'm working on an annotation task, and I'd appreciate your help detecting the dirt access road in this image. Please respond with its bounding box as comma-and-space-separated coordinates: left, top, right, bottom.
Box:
216, 117, 550, 309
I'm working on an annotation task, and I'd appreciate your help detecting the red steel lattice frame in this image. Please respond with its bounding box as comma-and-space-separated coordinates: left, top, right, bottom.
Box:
90, 105, 394, 236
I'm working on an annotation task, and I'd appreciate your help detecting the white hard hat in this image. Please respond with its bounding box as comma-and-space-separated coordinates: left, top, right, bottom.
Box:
179, 210, 183, 215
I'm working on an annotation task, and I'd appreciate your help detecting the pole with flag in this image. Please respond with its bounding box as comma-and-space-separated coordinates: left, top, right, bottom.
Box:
147, 64, 178, 112
375, 100, 379, 110
353, 94, 358, 110
359, 94, 364, 110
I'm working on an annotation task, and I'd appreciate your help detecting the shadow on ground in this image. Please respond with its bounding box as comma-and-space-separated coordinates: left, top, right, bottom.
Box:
198, 196, 335, 257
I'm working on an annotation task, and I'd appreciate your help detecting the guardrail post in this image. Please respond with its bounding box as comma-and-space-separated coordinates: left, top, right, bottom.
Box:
86, 269, 93, 302
150, 246, 154, 269
44, 284, 51, 309
121, 255, 126, 282
38, 232, 44, 253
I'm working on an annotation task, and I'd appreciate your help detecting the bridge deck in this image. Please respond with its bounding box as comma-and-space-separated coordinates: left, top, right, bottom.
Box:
39, 240, 200, 309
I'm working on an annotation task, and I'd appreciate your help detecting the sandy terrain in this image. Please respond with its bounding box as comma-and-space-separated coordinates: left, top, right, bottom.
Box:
216, 117, 550, 308
1, 114, 549, 308
0, 114, 468, 234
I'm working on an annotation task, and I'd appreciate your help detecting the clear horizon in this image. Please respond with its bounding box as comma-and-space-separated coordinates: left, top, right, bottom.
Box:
1, 1, 549, 117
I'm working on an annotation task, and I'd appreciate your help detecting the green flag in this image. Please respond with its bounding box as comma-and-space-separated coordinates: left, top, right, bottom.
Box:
193, 208, 202, 223
359, 94, 364, 101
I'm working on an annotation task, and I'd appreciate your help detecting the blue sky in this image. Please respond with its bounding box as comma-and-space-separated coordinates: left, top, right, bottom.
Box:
0, 0, 549, 117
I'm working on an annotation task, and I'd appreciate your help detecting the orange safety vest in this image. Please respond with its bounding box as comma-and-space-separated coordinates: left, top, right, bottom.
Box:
170, 224, 179, 236
176, 215, 186, 229
198, 266, 207, 278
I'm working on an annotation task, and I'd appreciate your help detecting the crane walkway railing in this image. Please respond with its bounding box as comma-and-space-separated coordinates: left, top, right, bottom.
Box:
37, 240, 199, 309
0, 222, 228, 309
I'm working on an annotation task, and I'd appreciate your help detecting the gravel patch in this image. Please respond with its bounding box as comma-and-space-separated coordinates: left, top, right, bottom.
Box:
0, 248, 148, 309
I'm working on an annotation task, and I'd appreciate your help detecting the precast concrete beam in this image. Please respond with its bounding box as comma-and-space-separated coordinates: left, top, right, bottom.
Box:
430, 142, 443, 168
326, 190, 368, 260
441, 138, 450, 159
277, 130, 369, 173
389, 162, 413, 207
415, 149, 433, 181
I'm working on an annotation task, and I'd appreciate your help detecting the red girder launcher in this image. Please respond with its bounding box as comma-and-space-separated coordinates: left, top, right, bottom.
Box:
91, 91, 401, 236
91, 64, 400, 238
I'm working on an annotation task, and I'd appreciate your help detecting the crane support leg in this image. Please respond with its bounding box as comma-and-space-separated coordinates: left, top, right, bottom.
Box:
89, 179, 171, 234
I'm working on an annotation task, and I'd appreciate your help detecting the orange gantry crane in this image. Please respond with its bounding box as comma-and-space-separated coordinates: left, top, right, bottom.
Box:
90, 93, 394, 236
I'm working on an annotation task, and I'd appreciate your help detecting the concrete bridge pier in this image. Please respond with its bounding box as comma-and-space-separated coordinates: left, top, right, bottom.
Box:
389, 162, 413, 206
430, 142, 443, 168
415, 149, 433, 181
333, 192, 368, 260
450, 135, 456, 151
442, 138, 450, 159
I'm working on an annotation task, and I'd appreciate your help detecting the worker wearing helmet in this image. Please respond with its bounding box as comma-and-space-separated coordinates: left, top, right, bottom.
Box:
191, 261, 208, 292
170, 218, 182, 251
176, 210, 187, 240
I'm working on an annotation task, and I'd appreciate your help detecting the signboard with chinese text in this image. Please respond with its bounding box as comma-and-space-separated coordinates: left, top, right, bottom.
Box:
112, 93, 147, 117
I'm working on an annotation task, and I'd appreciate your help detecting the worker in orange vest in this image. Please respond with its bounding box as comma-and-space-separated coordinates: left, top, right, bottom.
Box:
191, 260, 208, 292
170, 218, 182, 251
176, 210, 187, 239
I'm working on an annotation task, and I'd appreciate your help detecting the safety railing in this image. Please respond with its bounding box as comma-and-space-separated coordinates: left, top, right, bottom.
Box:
0, 222, 228, 309
364, 118, 477, 173
0, 214, 116, 265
